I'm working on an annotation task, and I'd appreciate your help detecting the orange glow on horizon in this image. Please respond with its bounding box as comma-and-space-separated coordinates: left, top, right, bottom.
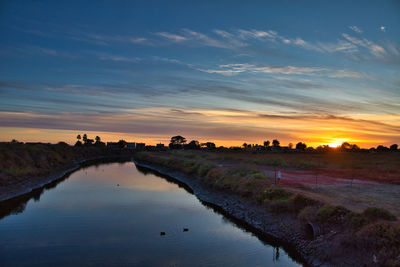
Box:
325, 138, 348, 148
0, 126, 397, 149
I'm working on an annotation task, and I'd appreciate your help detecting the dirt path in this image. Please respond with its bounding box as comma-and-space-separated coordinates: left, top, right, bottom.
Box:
262, 168, 380, 186
258, 167, 400, 217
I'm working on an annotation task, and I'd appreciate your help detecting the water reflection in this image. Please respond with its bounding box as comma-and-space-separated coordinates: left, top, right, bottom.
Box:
0, 157, 131, 220
0, 161, 304, 266
0, 173, 67, 220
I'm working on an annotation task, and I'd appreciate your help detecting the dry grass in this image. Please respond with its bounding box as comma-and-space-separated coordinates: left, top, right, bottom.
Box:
135, 150, 400, 264
135, 150, 400, 219
0, 142, 128, 187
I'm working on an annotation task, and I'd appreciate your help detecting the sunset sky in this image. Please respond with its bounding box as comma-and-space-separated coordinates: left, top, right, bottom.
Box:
0, 1, 399, 147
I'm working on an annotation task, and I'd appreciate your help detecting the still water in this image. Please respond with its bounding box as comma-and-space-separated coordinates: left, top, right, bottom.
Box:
0, 162, 302, 266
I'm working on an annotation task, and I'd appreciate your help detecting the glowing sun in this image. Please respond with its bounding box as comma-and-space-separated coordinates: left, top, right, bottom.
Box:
327, 138, 347, 148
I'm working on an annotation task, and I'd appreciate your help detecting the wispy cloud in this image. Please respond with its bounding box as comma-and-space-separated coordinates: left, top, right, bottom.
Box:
129, 37, 148, 44
199, 63, 361, 78
156, 32, 187, 42
237, 29, 278, 40
17, 25, 399, 64
349, 26, 363, 33
182, 29, 233, 48
316, 40, 358, 54
342, 33, 387, 58
98, 54, 141, 63
152, 56, 182, 64
156, 29, 241, 48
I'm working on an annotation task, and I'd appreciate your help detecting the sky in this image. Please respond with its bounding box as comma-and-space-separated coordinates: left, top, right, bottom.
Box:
0, 0, 399, 147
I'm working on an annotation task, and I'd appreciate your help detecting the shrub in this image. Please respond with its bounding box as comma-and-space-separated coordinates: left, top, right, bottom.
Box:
362, 207, 397, 222
290, 194, 316, 212
206, 168, 225, 180
350, 207, 397, 230
268, 194, 316, 214
197, 162, 216, 177
317, 205, 350, 224
251, 172, 267, 179
298, 206, 318, 222
355, 222, 400, 266
262, 188, 291, 201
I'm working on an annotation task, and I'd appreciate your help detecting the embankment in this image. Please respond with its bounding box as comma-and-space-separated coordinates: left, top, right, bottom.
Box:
134, 151, 400, 267
0, 142, 132, 201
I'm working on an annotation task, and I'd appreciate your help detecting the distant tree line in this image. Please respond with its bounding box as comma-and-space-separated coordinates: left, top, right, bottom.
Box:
75, 134, 105, 147
169, 135, 216, 150
240, 139, 399, 153
7, 134, 397, 153
168, 136, 399, 152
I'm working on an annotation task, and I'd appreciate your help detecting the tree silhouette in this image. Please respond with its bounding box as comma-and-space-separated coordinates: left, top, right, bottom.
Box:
82, 134, 88, 144
288, 143, 293, 149
296, 142, 307, 150
340, 142, 351, 151
94, 136, 105, 147
263, 140, 270, 147
272, 139, 280, 147
351, 144, 360, 151
203, 142, 216, 149
390, 144, 398, 151
377, 145, 389, 152
169, 135, 186, 149
75, 134, 82, 147
118, 139, 127, 149
186, 140, 200, 149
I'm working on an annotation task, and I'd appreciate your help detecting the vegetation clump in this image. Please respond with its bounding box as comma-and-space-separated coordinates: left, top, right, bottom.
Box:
353, 222, 400, 266
317, 204, 350, 225
268, 194, 316, 214
0, 139, 129, 188
350, 207, 397, 230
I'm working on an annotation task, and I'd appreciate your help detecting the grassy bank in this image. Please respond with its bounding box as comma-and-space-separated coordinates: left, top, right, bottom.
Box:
0, 142, 131, 188
134, 151, 400, 266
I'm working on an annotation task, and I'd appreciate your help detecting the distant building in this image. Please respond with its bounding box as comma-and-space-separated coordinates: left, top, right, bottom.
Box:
136, 143, 146, 150
127, 142, 136, 149
144, 145, 156, 151
253, 144, 264, 151
156, 143, 165, 149
107, 142, 119, 149
25, 142, 50, 145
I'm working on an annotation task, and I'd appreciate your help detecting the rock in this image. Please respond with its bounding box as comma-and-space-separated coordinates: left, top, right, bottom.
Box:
183, 228, 189, 232
160, 232, 165, 236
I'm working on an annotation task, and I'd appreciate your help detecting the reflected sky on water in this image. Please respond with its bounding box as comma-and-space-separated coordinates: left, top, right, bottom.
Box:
0, 162, 302, 266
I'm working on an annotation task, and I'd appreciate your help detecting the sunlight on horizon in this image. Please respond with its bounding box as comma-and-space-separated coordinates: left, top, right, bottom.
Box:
326, 138, 348, 148
0, 126, 391, 149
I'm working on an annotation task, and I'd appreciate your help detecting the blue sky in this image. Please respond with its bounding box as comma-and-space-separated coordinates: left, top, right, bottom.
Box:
0, 0, 399, 146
